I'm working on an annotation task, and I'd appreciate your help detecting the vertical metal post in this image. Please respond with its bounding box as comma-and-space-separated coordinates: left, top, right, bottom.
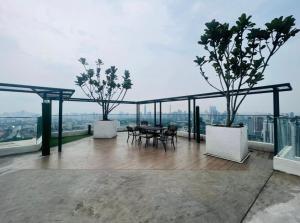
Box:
136, 103, 140, 126
159, 102, 162, 126
193, 99, 196, 139
273, 88, 280, 155
42, 100, 51, 156
196, 106, 200, 143
154, 102, 156, 126
188, 99, 191, 140
58, 91, 63, 153
295, 118, 300, 157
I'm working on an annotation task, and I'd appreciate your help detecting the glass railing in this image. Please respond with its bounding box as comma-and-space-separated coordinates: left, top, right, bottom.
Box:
51, 114, 137, 132
141, 113, 272, 142
199, 114, 273, 143
52, 113, 273, 143
0, 116, 41, 143
52, 114, 99, 132
277, 116, 300, 160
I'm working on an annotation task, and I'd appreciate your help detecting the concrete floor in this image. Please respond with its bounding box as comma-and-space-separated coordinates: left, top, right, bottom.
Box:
244, 171, 300, 223
0, 133, 298, 223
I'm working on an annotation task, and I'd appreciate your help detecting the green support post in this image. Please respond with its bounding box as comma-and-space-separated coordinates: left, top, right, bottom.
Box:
42, 101, 51, 156
196, 106, 200, 143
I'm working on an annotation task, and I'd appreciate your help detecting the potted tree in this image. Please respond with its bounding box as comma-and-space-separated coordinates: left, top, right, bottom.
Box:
75, 58, 132, 138
194, 14, 298, 162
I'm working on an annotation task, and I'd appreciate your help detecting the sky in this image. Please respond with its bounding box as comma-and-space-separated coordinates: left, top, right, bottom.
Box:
0, 0, 299, 115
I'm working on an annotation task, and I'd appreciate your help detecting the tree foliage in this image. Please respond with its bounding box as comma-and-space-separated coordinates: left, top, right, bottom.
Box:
75, 58, 132, 120
194, 14, 299, 126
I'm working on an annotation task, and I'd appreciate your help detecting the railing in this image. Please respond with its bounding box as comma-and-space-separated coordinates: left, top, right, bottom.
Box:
50, 113, 274, 143
199, 114, 274, 143
0, 113, 276, 144
0, 116, 41, 143
277, 116, 300, 160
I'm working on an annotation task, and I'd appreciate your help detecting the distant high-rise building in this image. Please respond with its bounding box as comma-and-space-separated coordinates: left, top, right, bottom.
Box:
209, 106, 218, 123
247, 117, 254, 135
262, 117, 274, 143
254, 117, 264, 134
144, 105, 147, 115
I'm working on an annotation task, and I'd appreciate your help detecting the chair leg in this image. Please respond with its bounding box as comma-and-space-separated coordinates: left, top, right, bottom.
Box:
162, 141, 166, 152
131, 135, 135, 144
127, 133, 130, 142
171, 137, 175, 150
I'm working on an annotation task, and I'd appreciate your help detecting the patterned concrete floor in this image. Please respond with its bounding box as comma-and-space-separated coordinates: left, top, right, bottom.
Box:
244, 171, 300, 223
0, 134, 293, 223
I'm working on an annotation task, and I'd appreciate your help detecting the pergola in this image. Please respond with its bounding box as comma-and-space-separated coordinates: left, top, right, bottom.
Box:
0, 83, 75, 155
0, 82, 292, 156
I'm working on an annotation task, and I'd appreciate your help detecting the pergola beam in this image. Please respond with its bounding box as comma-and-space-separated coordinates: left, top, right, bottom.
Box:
0, 82, 293, 156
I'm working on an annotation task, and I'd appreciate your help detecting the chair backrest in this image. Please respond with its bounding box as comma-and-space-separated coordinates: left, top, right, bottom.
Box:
168, 125, 178, 132
126, 126, 134, 132
141, 121, 148, 126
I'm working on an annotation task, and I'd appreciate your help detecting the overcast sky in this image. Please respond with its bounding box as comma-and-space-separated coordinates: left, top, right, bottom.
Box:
0, 0, 299, 115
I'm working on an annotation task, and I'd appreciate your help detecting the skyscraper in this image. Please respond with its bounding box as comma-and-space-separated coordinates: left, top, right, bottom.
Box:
262, 117, 274, 143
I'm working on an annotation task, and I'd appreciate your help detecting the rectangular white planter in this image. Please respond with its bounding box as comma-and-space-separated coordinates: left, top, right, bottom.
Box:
206, 125, 249, 163
93, 120, 118, 138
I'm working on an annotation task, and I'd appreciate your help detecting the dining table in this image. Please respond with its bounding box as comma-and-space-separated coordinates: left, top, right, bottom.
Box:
138, 125, 167, 146
139, 125, 166, 133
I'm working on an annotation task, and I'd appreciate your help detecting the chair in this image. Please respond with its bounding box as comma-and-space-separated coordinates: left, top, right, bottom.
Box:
126, 126, 140, 144
167, 125, 178, 142
157, 129, 175, 152
137, 126, 154, 147
153, 124, 163, 145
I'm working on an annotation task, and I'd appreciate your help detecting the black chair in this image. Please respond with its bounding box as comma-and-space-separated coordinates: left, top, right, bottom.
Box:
167, 125, 178, 142
152, 124, 163, 146
137, 126, 154, 147
126, 126, 140, 144
157, 129, 175, 152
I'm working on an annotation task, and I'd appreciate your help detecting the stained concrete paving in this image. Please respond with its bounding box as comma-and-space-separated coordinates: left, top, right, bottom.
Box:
0, 168, 273, 223
1, 135, 299, 223
244, 171, 300, 223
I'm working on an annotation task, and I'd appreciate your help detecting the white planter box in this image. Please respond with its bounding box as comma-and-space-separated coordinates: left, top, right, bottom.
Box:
93, 120, 118, 138
206, 125, 249, 163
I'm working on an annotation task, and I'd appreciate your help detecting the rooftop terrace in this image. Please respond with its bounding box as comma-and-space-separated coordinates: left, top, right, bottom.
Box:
0, 133, 299, 222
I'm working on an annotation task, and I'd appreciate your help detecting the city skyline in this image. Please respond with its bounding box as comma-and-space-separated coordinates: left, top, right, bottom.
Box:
1, 107, 296, 145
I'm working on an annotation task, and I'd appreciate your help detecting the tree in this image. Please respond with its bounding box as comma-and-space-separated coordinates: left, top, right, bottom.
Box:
194, 14, 299, 127
75, 58, 133, 120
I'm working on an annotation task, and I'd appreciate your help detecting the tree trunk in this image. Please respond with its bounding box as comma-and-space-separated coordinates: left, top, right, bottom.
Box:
102, 113, 108, 121
226, 95, 231, 127
102, 103, 108, 120
230, 111, 236, 127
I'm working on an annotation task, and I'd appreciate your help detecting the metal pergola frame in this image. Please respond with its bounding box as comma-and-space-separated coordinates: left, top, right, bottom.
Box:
0, 82, 292, 156
0, 83, 75, 154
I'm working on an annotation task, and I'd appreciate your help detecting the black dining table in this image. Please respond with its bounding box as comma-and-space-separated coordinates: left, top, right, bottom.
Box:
139, 125, 166, 132
138, 125, 167, 146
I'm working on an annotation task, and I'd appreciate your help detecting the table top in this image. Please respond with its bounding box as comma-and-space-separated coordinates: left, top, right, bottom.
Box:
139, 125, 166, 131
